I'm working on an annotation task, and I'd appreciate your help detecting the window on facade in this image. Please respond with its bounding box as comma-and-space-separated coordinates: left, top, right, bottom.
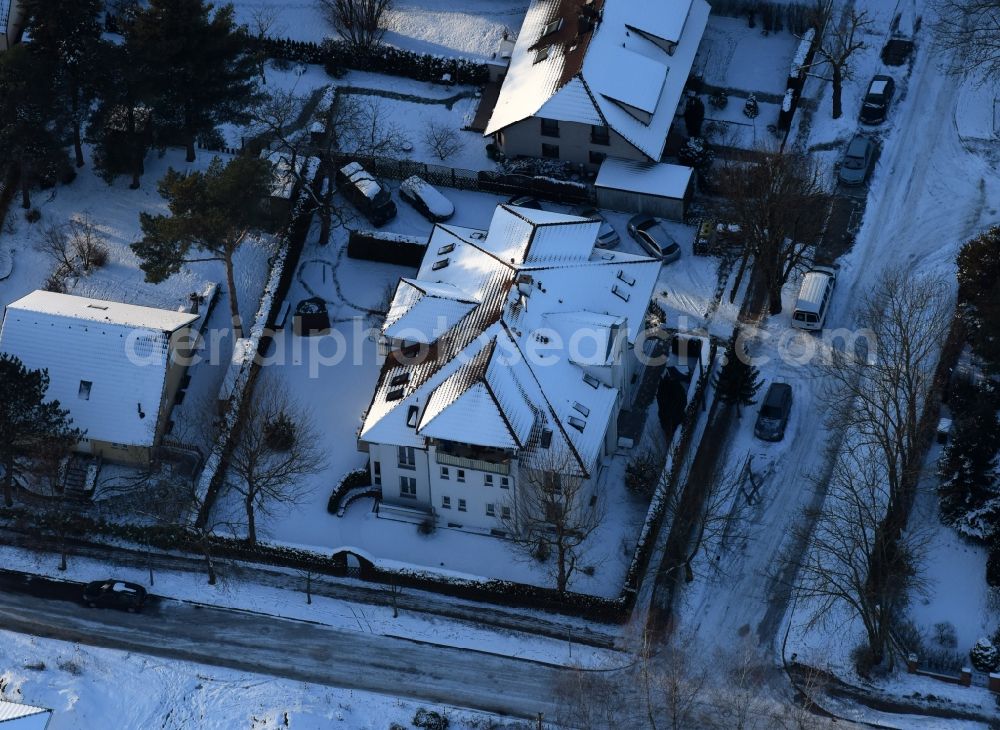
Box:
501, 505, 512, 519
541, 143, 560, 159
373, 461, 382, 486
442, 496, 451, 509
540, 118, 559, 138
589, 150, 607, 165
440, 466, 450, 480
484, 474, 494, 487
397, 445, 416, 469
486, 503, 495, 517
458, 499, 467, 512
543, 472, 562, 492
545, 501, 563, 523
78, 380, 92, 400
399, 476, 417, 498
500, 476, 510, 490
590, 125, 610, 145
457, 469, 466, 483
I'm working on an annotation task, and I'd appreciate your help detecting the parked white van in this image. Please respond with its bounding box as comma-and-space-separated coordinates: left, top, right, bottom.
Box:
791, 266, 837, 331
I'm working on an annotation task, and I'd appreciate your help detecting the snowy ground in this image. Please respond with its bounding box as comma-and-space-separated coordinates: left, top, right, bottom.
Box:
0, 543, 619, 668
208, 189, 715, 598
228, 0, 526, 60
671, 0, 1000, 716
0, 629, 526, 730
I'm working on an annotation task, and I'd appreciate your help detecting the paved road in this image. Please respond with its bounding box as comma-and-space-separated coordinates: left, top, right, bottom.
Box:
0, 571, 577, 721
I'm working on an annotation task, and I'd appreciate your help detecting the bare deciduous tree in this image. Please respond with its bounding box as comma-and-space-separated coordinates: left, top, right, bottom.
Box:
422, 121, 465, 161
808, 2, 874, 119
226, 382, 326, 545
933, 0, 1000, 80
502, 452, 603, 594
820, 268, 952, 509
719, 148, 826, 316
247, 5, 285, 84
316, 0, 393, 53
785, 443, 929, 668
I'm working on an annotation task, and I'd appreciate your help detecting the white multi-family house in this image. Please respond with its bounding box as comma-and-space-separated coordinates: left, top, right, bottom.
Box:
0, 290, 198, 466
484, 0, 710, 171
0, 0, 26, 52
358, 204, 661, 535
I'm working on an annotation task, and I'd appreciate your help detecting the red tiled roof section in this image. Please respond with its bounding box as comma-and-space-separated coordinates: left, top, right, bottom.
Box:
527, 0, 606, 90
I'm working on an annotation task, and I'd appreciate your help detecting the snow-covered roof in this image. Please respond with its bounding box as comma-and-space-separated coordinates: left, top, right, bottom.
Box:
4, 290, 197, 332
485, 0, 710, 160
360, 204, 661, 476
0, 291, 197, 448
594, 157, 693, 199
0, 699, 49, 729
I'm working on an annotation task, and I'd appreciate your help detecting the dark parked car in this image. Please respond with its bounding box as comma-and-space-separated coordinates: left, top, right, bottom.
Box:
506, 195, 542, 210
754, 382, 793, 442
83, 580, 147, 612
626, 215, 681, 263
400, 175, 455, 222
572, 205, 620, 248
859, 75, 895, 124
837, 135, 877, 187
336, 161, 397, 226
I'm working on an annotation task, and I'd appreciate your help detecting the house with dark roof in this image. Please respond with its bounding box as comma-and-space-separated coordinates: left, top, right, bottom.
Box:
484, 0, 710, 171
358, 204, 661, 534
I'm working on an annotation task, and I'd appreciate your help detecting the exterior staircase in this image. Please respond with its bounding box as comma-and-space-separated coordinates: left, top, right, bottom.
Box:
62, 454, 97, 502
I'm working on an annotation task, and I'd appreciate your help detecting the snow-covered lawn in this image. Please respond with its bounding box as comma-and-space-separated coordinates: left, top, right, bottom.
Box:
205, 190, 723, 598
229, 0, 526, 60
700, 15, 801, 96
0, 629, 516, 730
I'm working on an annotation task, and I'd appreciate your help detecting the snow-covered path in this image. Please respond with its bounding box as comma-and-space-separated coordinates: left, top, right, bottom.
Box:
677, 17, 1000, 659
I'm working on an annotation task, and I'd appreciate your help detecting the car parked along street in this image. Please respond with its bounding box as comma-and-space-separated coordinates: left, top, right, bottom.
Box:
859, 75, 895, 125
83, 580, 148, 612
837, 135, 877, 187
754, 382, 793, 442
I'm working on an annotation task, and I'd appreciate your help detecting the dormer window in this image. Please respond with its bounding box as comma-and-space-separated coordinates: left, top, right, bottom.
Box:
617, 269, 636, 286
78, 380, 92, 400
390, 372, 410, 386
583, 373, 600, 388
386, 387, 404, 401
568, 416, 586, 432
437, 243, 455, 255
612, 284, 630, 302
573, 402, 590, 417
534, 45, 551, 64
540, 18, 563, 38
432, 258, 450, 271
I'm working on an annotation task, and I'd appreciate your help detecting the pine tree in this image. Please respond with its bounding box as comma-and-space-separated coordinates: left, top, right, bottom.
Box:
938, 380, 1000, 532
0, 355, 81, 507
956, 226, 1000, 372
713, 333, 762, 416
132, 155, 274, 339
129, 0, 257, 161
0, 46, 71, 209
22, 0, 104, 168
87, 37, 157, 189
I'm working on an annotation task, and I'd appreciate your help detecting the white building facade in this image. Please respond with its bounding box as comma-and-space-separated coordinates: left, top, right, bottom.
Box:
358, 205, 660, 535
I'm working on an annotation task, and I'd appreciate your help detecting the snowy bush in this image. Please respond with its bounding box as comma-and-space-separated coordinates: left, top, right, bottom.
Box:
326, 467, 371, 514
709, 90, 728, 110
743, 94, 759, 119
625, 450, 662, 501
971, 637, 1000, 671
933, 621, 959, 649
678, 136, 713, 170
417, 516, 436, 535
412, 708, 449, 730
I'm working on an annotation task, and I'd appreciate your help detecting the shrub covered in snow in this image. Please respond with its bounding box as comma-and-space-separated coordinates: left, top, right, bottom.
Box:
412, 708, 449, 730
327, 467, 371, 514
971, 637, 1000, 671
677, 136, 713, 171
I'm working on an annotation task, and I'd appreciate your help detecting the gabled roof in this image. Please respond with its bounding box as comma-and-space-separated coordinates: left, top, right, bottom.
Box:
0, 291, 197, 448
360, 204, 661, 476
485, 0, 710, 160
383, 279, 477, 344
0, 699, 49, 730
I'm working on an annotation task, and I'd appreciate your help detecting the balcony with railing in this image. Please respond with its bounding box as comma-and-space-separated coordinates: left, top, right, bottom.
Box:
434, 441, 513, 475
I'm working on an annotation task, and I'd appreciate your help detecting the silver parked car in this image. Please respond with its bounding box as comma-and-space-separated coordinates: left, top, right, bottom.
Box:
627, 215, 681, 263
572, 206, 620, 248
837, 135, 877, 186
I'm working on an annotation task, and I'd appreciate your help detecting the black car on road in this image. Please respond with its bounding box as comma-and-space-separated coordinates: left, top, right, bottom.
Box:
754, 382, 793, 442
859, 75, 895, 125
83, 580, 147, 612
